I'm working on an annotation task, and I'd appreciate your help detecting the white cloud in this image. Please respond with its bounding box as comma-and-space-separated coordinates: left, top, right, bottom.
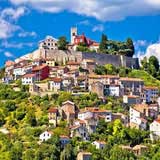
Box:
1, 7, 27, 20
18, 31, 37, 37
92, 24, 104, 32
0, 7, 27, 39
78, 20, 90, 26
134, 40, 151, 50
1, 41, 35, 49
136, 43, 160, 63
4, 51, 15, 58
0, 18, 20, 39
9, 0, 160, 21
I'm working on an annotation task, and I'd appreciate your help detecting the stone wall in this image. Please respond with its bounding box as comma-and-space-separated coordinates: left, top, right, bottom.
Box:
44, 50, 139, 69
82, 52, 139, 69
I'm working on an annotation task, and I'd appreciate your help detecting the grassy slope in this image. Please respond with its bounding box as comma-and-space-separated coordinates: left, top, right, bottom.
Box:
128, 70, 160, 88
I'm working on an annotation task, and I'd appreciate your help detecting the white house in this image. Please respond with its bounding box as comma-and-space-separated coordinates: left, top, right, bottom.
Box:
48, 77, 62, 92
130, 107, 147, 130
108, 85, 120, 97
92, 141, 106, 149
39, 131, 52, 141
13, 67, 26, 80
150, 119, 160, 141
39, 35, 58, 51
22, 73, 37, 85
78, 111, 93, 120
70, 124, 90, 141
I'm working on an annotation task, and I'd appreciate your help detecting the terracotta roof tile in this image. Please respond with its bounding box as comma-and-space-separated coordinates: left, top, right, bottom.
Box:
48, 108, 58, 113
22, 73, 36, 78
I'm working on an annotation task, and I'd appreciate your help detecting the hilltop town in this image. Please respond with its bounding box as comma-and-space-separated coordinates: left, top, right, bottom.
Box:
1, 27, 160, 159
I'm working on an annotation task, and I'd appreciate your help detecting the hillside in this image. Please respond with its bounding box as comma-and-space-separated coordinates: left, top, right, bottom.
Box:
128, 70, 160, 88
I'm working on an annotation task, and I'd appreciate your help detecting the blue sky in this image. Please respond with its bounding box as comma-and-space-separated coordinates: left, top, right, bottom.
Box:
0, 0, 160, 66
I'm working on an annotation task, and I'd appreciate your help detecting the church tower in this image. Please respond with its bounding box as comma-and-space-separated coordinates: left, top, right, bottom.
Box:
71, 27, 77, 44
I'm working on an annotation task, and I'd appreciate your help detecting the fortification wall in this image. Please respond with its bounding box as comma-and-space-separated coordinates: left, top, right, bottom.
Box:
44, 50, 139, 69
82, 52, 139, 69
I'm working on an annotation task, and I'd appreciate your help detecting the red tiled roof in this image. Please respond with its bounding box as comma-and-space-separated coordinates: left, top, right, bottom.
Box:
32, 64, 48, 71
70, 125, 80, 129
125, 95, 140, 98
120, 77, 143, 82
48, 108, 58, 113
23, 73, 36, 78
50, 77, 62, 82
155, 119, 160, 124
89, 74, 119, 79
5, 60, 15, 67
67, 61, 80, 65
94, 140, 106, 144
144, 86, 159, 90
91, 42, 99, 46
60, 135, 70, 139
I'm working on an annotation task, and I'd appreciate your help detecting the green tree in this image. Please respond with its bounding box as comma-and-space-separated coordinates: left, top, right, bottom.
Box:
60, 144, 75, 160
57, 36, 68, 50
99, 34, 108, 53
149, 56, 159, 72
126, 38, 134, 57
104, 64, 116, 75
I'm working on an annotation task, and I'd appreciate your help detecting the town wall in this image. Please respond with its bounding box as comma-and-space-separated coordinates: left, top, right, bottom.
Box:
44, 50, 139, 69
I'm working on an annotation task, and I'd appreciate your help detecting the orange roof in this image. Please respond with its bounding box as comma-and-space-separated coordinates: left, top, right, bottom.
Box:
94, 140, 106, 144
120, 77, 143, 82
70, 125, 80, 129
89, 74, 119, 79
60, 135, 70, 139
155, 119, 160, 124
5, 60, 15, 67
32, 64, 48, 71
23, 73, 36, 78
125, 95, 140, 98
50, 77, 62, 82
77, 119, 86, 124
48, 108, 58, 113
85, 107, 111, 113
67, 61, 80, 65
144, 86, 159, 90
91, 42, 99, 46
83, 59, 95, 63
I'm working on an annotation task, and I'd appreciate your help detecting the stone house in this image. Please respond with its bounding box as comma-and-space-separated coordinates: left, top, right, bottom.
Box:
141, 86, 159, 103
48, 107, 59, 126
67, 61, 80, 70
61, 101, 78, 124
150, 118, 160, 141
48, 77, 62, 92
81, 59, 96, 73
22, 73, 37, 85
123, 95, 141, 105
92, 141, 106, 149
77, 152, 92, 160
119, 77, 144, 96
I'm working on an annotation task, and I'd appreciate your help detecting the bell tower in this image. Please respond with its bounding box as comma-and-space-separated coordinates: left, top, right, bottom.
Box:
71, 27, 77, 44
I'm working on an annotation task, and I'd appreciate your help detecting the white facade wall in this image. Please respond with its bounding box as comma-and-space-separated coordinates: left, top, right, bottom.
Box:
109, 86, 120, 96
150, 121, 160, 140
130, 108, 141, 124
22, 76, 37, 85
78, 111, 93, 120
39, 131, 52, 141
